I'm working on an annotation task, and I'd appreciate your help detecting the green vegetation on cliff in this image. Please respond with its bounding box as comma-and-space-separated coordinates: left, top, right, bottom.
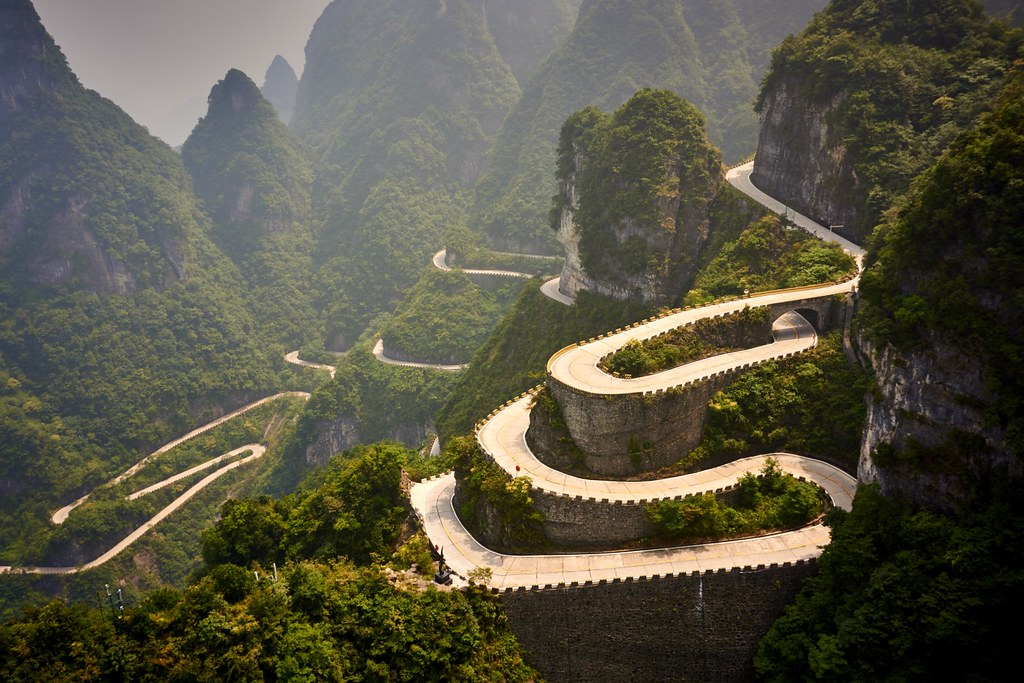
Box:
556, 89, 723, 290
757, 0, 1022, 237
858, 67, 1024, 453
293, 0, 523, 349
473, 0, 825, 251
687, 215, 857, 304
755, 484, 1024, 682
755, 63, 1024, 683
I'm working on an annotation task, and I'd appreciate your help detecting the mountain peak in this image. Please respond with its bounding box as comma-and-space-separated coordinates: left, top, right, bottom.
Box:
206, 68, 271, 118
261, 55, 298, 123
0, 0, 78, 116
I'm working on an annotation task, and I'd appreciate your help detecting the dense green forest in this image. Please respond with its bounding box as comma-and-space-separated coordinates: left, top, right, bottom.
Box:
380, 269, 523, 365
0, 444, 538, 681
3, 0, 1023, 679
181, 69, 319, 348
757, 0, 1023, 239
753, 61, 1024, 683
0, 1, 287, 567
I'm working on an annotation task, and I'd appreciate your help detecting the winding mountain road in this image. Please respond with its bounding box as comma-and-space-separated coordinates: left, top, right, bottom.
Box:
410, 161, 865, 589
284, 351, 337, 379
434, 248, 572, 306
372, 338, 468, 372
1, 393, 311, 576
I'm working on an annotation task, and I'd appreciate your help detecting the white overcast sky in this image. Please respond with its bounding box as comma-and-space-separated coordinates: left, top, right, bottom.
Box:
33, 0, 331, 145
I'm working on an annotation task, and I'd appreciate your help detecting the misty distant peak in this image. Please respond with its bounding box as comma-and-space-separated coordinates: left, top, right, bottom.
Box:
261, 54, 298, 124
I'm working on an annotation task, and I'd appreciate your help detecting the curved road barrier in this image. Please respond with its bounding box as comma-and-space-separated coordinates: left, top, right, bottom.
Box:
411, 162, 865, 589
284, 351, 337, 379
434, 248, 573, 307
372, 338, 468, 372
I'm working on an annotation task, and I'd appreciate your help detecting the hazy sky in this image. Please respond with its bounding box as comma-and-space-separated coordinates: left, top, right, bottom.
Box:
33, 0, 331, 145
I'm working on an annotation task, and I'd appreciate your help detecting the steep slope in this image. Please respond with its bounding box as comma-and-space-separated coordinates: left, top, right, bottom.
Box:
552, 89, 723, 304
752, 0, 1022, 242
182, 69, 318, 345
293, 0, 523, 349
260, 55, 298, 123
473, 0, 825, 252
483, 0, 580, 86
755, 69, 1024, 683
856, 67, 1024, 505
0, 1, 277, 557
0, 0, 187, 294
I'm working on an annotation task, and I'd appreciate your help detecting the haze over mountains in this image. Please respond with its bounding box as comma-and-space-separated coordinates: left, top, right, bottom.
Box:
1, 1, 1023, 680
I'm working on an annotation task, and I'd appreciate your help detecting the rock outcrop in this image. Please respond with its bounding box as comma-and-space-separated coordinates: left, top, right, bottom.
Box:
750, 0, 1021, 243
554, 89, 723, 305
856, 71, 1024, 509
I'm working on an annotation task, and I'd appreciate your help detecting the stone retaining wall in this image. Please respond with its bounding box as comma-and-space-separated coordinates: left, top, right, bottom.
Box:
500, 562, 816, 682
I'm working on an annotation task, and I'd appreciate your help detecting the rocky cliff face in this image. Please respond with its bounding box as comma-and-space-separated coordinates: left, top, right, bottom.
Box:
855, 70, 1024, 510
305, 414, 434, 466
554, 90, 723, 305
0, 0, 75, 116
857, 334, 1019, 509
0, 0, 194, 294
750, 0, 1020, 244
751, 76, 860, 240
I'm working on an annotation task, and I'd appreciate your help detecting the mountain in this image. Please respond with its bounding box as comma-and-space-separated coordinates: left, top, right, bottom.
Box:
751, 0, 1023, 242
0, 0, 186, 294
856, 67, 1024, 505
983, 0, 1024, 26
260, 55, 299, 124
483, 0, 581, 86
292, 0, 524, 349
182, 69, 318, 346
0, 0, 278, 554
553, 89, 724, 304
472, 0, 826, 253
756, 67, 1024, 683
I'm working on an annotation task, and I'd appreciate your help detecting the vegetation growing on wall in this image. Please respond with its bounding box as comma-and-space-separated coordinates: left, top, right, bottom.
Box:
452, 437, 545, 549
600, 306, 772, 377
646, 458, 825, 543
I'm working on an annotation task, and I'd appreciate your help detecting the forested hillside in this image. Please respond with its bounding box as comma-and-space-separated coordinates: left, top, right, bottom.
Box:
0, 0, 282, 562
752, 0, 1023, 241
473, 0, 826, 253
182, 69, 318, 348
754, 48, 1024, 683
292, 0, 529, 350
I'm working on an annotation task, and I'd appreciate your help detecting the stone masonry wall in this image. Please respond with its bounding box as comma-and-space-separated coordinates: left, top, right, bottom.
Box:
500, 562, 816, 683
546, 373, 736, 477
